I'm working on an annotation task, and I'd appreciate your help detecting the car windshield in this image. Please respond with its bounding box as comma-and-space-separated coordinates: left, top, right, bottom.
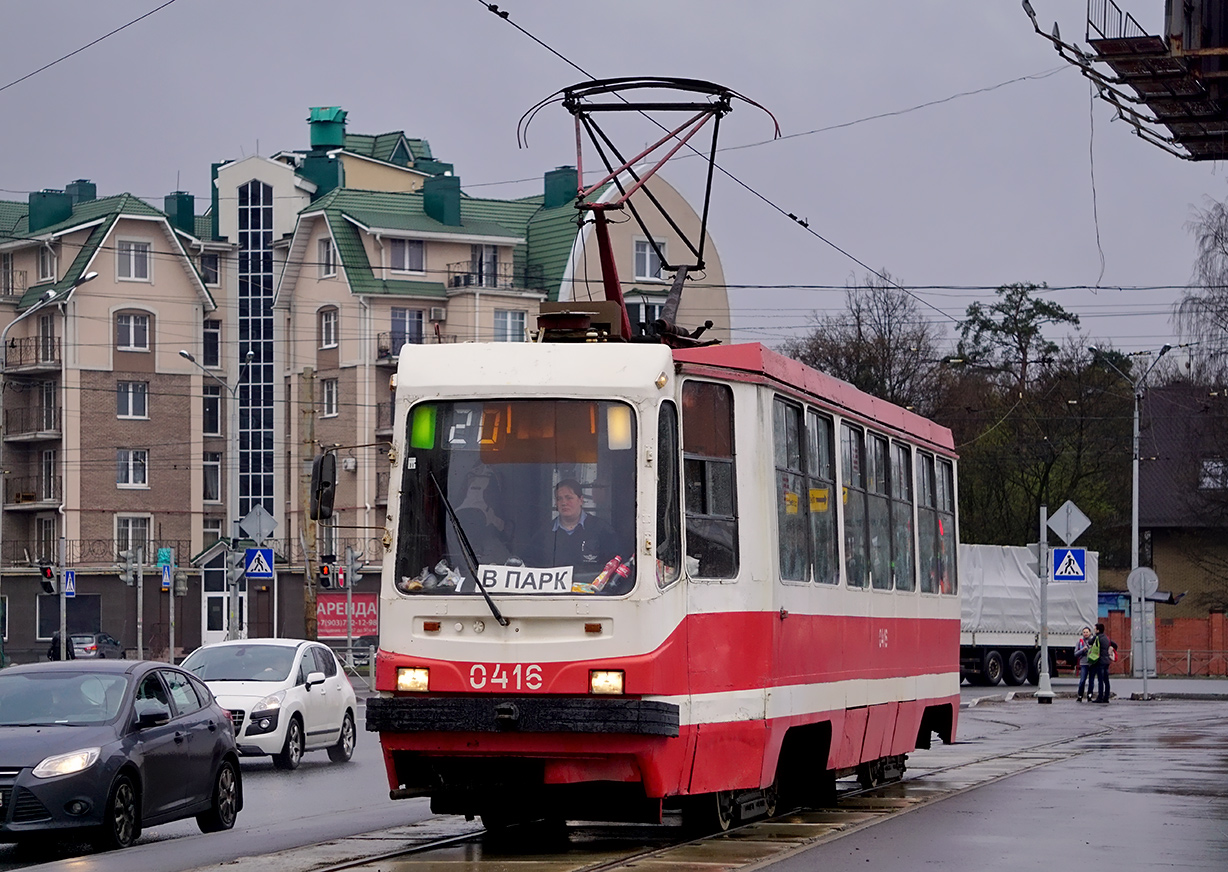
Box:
181, 645, 297, 682
0, 671, 129, 725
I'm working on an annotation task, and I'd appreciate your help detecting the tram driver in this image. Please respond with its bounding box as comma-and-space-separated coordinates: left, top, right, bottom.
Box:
529, 478, 631, 593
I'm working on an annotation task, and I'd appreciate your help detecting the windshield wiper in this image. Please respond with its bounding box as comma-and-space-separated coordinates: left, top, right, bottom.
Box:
430, 471, 509, 627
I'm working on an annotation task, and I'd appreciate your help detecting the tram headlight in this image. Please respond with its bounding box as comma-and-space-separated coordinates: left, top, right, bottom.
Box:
589, 670, 624, 695
397, 667, 430, 692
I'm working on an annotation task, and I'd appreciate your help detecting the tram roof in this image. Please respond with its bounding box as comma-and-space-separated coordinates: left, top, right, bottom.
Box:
674, 343, 955, 454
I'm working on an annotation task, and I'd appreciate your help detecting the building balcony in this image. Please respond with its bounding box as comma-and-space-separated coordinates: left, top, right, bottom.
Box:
3, 475, 61, 510
4, 405, 61, 440
3, 336, 61, 371
0, 538, 191, 569
446, 261, 546, 292
1, 269, 28, 297
375, 331, 459, 364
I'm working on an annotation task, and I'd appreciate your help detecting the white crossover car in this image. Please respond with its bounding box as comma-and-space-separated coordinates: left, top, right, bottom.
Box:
181, 638, 357, 769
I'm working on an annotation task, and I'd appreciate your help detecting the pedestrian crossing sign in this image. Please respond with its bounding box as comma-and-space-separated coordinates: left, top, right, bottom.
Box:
64, 570, 76, 598
1051, 547, 1087, 582
245, 548, 274, 579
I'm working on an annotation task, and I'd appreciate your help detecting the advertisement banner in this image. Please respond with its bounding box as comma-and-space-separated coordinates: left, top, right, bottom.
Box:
317, 593, 379, 638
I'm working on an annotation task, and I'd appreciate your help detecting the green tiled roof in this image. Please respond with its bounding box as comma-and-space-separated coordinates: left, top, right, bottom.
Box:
343, 132, 434, 168
525, 184, 609, 301
3, 193, 213, 311
194, 214, 212, 240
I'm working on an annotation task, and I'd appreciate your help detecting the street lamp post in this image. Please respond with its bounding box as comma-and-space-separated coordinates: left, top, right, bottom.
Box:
0, 272, 96, 664
1089, 343, 1172, 698
180, 348, 253, 642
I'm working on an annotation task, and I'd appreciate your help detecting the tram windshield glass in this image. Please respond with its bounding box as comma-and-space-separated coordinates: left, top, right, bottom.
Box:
395, 399, 638, 596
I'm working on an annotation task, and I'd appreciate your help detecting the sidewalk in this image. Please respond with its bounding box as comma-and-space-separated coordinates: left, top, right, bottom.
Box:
964, 674, 1228, 706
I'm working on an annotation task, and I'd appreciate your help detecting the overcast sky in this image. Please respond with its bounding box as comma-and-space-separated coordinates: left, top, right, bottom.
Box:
2, 0, 1220, 357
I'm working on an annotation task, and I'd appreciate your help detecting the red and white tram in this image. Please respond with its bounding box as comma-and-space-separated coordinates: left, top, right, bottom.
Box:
367, 338, 960, 830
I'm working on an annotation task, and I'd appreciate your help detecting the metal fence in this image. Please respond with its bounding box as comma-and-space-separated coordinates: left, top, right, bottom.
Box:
1087, 0, 1150, 41
1120, 648, 1228, 677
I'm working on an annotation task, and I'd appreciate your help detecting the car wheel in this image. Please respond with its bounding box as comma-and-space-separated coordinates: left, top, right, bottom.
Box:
273, 716, 304, 770
327, 710, 356, 763
95, 773, 140, 850
196, 759, 239, 833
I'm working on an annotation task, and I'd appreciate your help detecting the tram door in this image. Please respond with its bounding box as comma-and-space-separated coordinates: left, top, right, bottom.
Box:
201, 555, 247, 644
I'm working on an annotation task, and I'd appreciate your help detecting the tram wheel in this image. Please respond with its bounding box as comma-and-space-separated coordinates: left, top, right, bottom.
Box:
682, 790, 737, 835
856, 760, 884, 789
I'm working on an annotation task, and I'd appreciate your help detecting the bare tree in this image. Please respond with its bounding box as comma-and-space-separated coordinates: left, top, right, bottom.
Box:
778, 271, 946, 415
1179, 198, 1228, 380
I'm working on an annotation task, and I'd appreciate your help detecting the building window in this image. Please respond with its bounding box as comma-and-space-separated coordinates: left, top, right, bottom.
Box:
493, 309, 526, 342
391, 308, 424, 348
200, 253, 219, 285
117, 449, 149, 487
203, 385, 222, 435
322, 378, 338, 417
682, 381, 738, 578
203, 319, 221, 367
635, 239, 665, 281
319, 238, 336, 278
319, 308, 338, 349
1200, 458, 1227, 489
471, 244, 499, 287
36, 516, 56, 564
116, 381, 148, 418
204, 517, 223, 547
1, 253, 14, 295
116, 313, 149, 351
628, 298, 665, 337
390, 239, 424, 273
38, 246, 56, 282
204, 452, 222, 502
40, 450, 57, 502
117, 240, 151, 281
116, 515, 151, 557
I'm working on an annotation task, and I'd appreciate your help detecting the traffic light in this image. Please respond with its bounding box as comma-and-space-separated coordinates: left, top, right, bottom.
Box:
318, 558, 335, 589
1025, 543, 1045, 579
226, 548, 246, 587
344, 545, 364, 586
118, 549, 135, 586
39, 563, 58, 595
310, 453, 337, 521
336, 566, 347, 590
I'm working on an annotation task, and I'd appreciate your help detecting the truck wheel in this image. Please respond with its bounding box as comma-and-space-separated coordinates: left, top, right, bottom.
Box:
1027, 651, 1042, 685
982, 650, 1004, 686
1005, 651, 1029, 686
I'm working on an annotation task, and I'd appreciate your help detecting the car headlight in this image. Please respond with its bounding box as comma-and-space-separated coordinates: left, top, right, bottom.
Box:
589, 670, 624, 695
32, 747, 101, 779
251, 690, 286, 714
397, 667, 429, 692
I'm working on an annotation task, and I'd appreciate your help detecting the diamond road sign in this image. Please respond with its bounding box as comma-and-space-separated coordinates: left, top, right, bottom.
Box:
1047, 500, 1091, 546
239, 505, 277, 546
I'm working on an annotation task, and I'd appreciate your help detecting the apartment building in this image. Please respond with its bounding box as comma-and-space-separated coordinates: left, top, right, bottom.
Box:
0, 106, 732, 661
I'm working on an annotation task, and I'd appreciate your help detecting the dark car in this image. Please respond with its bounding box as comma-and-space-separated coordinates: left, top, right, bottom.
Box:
0, 660, 242, 849
70, 633, 126, 660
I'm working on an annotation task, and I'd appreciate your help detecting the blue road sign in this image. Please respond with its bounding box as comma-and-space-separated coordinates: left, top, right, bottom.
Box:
245, 548, 274, 579
1052, 547, 1087, 582
63, 570, 76, 598
162, 564, 172, 591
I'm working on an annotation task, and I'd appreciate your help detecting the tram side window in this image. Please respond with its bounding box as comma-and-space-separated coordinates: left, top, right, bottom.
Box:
682, 381, 738, 578
657, 401, 682, 588
917, 453, 939, 593
867, 434, 892, 590
807, 410, 838, 584
840, 424, 868, 588
937, 458, 957, 594
773, 399, 808, 581
892, 443, 916, 591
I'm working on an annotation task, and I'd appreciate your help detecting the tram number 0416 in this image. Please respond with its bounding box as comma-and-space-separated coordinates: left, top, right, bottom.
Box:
468, 663, 543, 691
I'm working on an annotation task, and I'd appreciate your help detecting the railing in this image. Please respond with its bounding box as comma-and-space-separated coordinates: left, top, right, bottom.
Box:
3, 475, 60, 506
3, 405, 60, 437
3, 336, 61, 368
375, 331, 459, 361
445, 261, 547, 292
0, 538, 192, 568
1, 269, 27, 296
1121, 648, 1228, 677
1087, 0, 1150, 41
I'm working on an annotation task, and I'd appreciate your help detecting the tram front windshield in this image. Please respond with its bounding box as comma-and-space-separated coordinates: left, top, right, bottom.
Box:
396, 399, 637, 596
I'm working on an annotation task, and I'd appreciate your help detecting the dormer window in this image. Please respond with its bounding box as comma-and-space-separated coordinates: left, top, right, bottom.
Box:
319, 238, 337, 278
390, 239, 424, 273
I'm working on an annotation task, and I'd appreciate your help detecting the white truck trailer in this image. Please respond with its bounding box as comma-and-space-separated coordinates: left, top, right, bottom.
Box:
960, 543, 1100, 686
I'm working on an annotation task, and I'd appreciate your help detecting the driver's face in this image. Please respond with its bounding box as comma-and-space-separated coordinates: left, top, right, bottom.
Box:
555, 486, 582, 524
